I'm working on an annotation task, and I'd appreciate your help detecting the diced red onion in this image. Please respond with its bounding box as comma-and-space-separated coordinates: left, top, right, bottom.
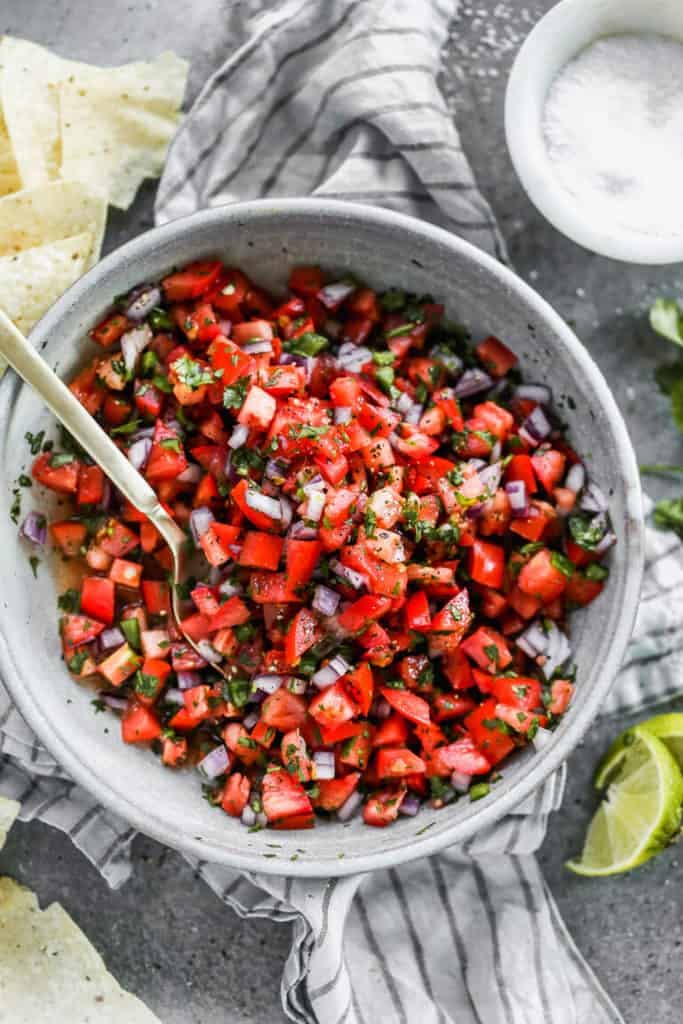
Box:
255, 811, 268, 828
338, 342, 371, 370
467, 458, 487, 471
516, 621, 548, 657
302, 474, 326, 495
177, 670, 202, 690
279, 495, 293, 531
127, 437, 152, 470
451, 771, 472, 794
395, 390, 414, 416
329, 654, 351, 676
198, 745, 231, 780
241, 804, 257, 827
312, 585, 340, 616
265, 457, 289, 484
374, 697, 391, 719
164, 688, 185, 706
99, 627, 125, 651
513, 383, 551, 405
329, 559, 367, 590
98, 477, 112, 511
125, 285, 162, 321
398, 793, 421, 816
242, 339, 273, 355
121, 324, 153, 374
564, 463, 585, 494
286, 677, 308, 695
254, 673, 285, 695
217, 318, 232, 336
594, 530, 616, 555
312, 662, 343, 690
478, 462, 503, 494
190, 506, 215, 544
505, 479, 529, 517
279, 352, 307, 367
218, 578, 240, 598
261, 479, 281, 498
490, 440, 503, 463
453, 368, 493, 398
430, 348, 463, 377
131, 425, 155, 441
306, 489, 326, 523
579, 481, 608, 513
317, 281, 355, 309
323, 318, 342, 339
100, 693, 129, 712
337, 789, 363, 822
329, 404, 353, 429
196, 639, 223, 665
177, 463, 202, 485
542, 622, 572, 679
20, 510, 47, 546
243, 710, 259, 731
289, 519, 319, 540
404, 403, 424, 425
313, 750, 336, 780
245, 488, 282, 520
520, 405, 551, 443
228, 423, 249, 449
532, 725, 554, 750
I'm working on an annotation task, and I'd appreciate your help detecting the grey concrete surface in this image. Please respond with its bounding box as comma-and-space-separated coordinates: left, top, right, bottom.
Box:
1, 0, 682, 1021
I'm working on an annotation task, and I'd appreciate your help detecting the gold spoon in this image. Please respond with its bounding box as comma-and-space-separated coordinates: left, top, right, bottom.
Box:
0, 309, 209, 665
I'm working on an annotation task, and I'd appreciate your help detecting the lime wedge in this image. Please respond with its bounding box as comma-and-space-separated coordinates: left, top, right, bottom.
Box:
567, 726, 683, 877
640, 713, 683, 771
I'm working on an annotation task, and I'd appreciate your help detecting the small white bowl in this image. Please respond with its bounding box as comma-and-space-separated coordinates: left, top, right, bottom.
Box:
505, 0, 683, 264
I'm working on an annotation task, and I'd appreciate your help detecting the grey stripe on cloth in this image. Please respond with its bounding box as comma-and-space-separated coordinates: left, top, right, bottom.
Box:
0, 2, 670, 1023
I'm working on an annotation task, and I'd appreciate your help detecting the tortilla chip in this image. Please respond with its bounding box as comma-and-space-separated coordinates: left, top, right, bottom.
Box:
0, 795, 19, 850
0, 877, 161, 1022
58, 51, 188, 209
0, 181, 107, 268
0, 232, 90, 338
0, 36, 67, 188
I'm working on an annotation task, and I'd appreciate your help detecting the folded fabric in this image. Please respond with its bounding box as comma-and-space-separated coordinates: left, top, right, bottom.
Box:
0, 3, 669, 1022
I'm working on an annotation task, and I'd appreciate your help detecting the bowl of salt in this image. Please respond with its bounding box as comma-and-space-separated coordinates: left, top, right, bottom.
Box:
505, 0, 683, 264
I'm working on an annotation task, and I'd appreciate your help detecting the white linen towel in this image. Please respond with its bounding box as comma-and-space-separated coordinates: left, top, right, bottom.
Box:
0, 3, 675, 1021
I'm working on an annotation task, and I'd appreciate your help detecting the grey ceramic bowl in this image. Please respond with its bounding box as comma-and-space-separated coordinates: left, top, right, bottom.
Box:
0, 200, 643, 876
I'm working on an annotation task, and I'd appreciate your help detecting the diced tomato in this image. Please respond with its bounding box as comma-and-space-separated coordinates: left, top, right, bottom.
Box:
465, 699, 516, 765
122, 704, 162, 744
109, 558, 143, 589
549, 679, 574, 715
76, 465, 105, 507
162, 260, 223, 302
363, 786, 407, 827
517, 548, 568, 603
404, 591, 432, 632
51, 520, 87, 557
475, 336, 518, 377
32, 452, 80, 494
308, 681, 358, 728
312, 772, 361, 811
380, 687, 430, 726
97, 518, 139, 557
99, 643, 140, 688
81, 576, 115, 625
343, 662, 375, 716
238, 531, 284, 570
531, 449, 566, 493
262, 769, 314, 827
141, 580, 171, 617
460, 626, 512, 673
284, 539, 322, 591
284, 607, 322, 668
162, 736, 188, 766
504, 454, 537, 493
469, 540, 505, 589
90, 312, 131, 347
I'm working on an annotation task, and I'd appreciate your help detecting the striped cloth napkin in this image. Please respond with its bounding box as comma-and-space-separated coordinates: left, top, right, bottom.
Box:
0, 2, 676, 1021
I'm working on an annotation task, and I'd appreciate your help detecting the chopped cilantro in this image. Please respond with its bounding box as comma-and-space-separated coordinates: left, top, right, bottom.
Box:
159, 437, 182, 453
364, 506, 377, 538
171, 354, 214, 390
653, 497, 683, 538
111, 417, 142, 436
148, 307, 172, 331
223, 376, 251, 409
372, 350, 395, 366
29, 555, 40, 578
568, 513, 606, 550
25, 430, 45, 455
283, 332, 329, 357
49, 452, 75, 468
58, 588, 80, 613
550, 550, 575, 578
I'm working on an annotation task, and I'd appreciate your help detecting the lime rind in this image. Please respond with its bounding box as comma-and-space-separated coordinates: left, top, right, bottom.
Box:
567, 727, 683, 877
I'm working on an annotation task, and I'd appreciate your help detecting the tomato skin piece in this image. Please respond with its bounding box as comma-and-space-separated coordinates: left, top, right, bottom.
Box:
380, 687, 430, 726
343, 662, 375, 716
308, 681, 358, 728
284, 608, 322, 668
81, 576, 115, 626
404, 591, 432, 632
121, 704, 162, 744
468, 539, 505, 590
221, 773, 251, 817
376, 747, 426, 779
262, 769, 314, 826
284, 539, 322, 590
261, 689, 308, 732
32, 452, 80, 494
427, 735, 491, 777
363, 785, 407, 827
312, 772, 361, 811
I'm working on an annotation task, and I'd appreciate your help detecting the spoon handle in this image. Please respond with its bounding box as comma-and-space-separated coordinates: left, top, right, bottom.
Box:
0, 310, 185, 551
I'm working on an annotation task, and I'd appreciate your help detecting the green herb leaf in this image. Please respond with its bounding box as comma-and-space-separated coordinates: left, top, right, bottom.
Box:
223, 375, 251, 409
111, 417, 142, 436
171, 354, 214, 390
283, 332, 329, 357
25, 430, 45, 455
550, 550, 575, 578
650, 298, 683, 347
148, 307, 172, 331
160, 437, 182, 453
58, 588, 80, 613
653, 497, 683, 537
381, 289, 406, 312
568, 513, 605, 550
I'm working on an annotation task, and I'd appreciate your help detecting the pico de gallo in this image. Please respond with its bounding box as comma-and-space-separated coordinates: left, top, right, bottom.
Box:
20, 260, 616, 831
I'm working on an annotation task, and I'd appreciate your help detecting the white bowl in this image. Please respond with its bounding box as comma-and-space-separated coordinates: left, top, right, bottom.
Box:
505, 0, 683, 263
0, 200, 644, 876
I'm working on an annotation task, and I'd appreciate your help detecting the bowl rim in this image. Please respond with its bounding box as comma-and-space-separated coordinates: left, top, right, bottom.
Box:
0, 198, 644, 876
504, 0, 683, 264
